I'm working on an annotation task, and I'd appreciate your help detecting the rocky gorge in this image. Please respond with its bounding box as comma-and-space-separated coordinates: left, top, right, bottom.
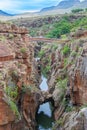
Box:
0, 21, 87, 130
36, 29, 87, 130
0, 22, 43, 130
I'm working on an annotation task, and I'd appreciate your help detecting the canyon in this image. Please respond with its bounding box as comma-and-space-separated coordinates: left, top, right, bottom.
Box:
0, 19, 87, 130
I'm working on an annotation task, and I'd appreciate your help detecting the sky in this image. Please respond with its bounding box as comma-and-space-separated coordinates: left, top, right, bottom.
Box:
0, 0, 85, 14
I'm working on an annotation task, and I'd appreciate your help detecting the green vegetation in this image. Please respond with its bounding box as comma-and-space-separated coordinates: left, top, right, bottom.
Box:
51, 44, 58, 51
9, 33, 14, 39
65, 106, 75, 112
4, 86, 20, 119
61, 34, 67, 40
13, 12, 87, 38
64, 58, 68, 67
20, 47, 27, 53
62, 45, 70, 56
47, 16, 87, 38
46, 19, 71, 38
56, 78, 68, 102
30, 29, 38, 37
38, 50, 45, 58
11, 70, 18, 80
85, 8, 87, 11
72, 8, 84, 13
80, 104, 87, 109
5, 86, 18, 99
57, 78, 68, 90
42, 54, 51, 77
0, 35, 6, 42
71, 50, 77, 57
52, 118, 64, 130
42, 65, 51, 77
56, 118, 63, 126
9, 100, 20, 118
22, 84, 38, 93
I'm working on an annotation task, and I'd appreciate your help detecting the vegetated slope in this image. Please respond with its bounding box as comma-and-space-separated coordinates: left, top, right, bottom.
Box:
12, 12, 87, 38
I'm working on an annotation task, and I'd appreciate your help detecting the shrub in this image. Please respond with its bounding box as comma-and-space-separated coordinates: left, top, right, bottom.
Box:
30, 30, 37, 37
47, 20, 71, 38
57, 78, 68, 89
64, 58, 68, 67
71, 51, 77, 57
9, 100, 21, 118
72, 8, 84, 13
38, 50, 45, 58
85, 8, 87, 11
62, 45, 70, 55
0, 35, 6, 42
56, 78, 68, 101
65, 106, 74, 112
4, 86, 20, 119
52, 118, 64, 130
20, 47, 27, 53
42, 65, 51, 77
5, 86, 18, 99
56, 118, 63, 126
9, 34, 14, 39
22, 84, 38, 93
52, 44, 58, 50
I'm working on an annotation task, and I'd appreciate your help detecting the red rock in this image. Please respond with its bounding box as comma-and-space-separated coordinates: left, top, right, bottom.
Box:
0, 23, 40, 130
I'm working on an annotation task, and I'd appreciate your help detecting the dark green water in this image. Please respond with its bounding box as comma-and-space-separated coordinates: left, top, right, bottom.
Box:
36, 75, 54, 130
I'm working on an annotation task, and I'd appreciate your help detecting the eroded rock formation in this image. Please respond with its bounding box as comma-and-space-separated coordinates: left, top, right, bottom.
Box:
0, 23, 41, 130
38, 29, 87, 130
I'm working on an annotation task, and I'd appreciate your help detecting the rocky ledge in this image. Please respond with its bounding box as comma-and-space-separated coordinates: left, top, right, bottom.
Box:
0, 23, 42, 130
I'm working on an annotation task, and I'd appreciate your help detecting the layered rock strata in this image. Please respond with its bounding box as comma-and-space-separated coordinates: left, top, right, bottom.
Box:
0, 23, 41, 130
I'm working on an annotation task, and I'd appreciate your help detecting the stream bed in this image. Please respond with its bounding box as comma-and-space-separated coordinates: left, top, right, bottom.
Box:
36, 75, 54, 130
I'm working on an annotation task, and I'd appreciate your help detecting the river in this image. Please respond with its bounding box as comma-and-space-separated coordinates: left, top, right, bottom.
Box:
36, 75, 54, 130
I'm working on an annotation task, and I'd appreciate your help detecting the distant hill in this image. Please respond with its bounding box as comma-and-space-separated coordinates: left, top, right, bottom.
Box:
40, 6, 55, 12
56, 0, 80, 9
40, 0, 87, 13
0, 10, 13, 16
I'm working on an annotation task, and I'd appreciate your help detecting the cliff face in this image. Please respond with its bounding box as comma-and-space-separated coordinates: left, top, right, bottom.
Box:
0, 23, 41, 130
38, 29, 87, 129
69, 42, 87, 105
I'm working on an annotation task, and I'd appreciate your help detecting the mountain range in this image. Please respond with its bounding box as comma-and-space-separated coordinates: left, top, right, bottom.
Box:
0, 0, 87, 17
40, 0, 87, 12
0, 10, 13, 16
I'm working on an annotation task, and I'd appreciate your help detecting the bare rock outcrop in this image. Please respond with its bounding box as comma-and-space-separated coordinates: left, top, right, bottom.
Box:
0, 23, 41, 130
69, 43, 87, 105
42, 30, 87, 129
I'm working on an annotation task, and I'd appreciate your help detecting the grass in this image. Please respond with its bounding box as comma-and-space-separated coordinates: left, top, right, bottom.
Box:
4, 86, 21, 119
22, 84, 38, 93
61, 45, 70, 56
5, 86, 18, 99
9, 100, 21, 119
20, 47, 27, 53
38, 50, 45, 58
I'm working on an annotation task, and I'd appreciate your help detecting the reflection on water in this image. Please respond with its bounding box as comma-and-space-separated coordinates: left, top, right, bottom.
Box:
36, 102, 54, 130
36, 75, 54, 130
40, 75, 48, 91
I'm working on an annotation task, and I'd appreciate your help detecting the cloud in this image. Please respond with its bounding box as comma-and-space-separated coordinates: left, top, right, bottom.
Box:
0, 0, 84, 14
0, 0, 61, 13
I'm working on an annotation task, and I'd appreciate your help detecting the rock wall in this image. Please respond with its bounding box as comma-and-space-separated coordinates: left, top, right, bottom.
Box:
0, 23, 41, 130
37, 28, 87, 129
69, 42, 87, 105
